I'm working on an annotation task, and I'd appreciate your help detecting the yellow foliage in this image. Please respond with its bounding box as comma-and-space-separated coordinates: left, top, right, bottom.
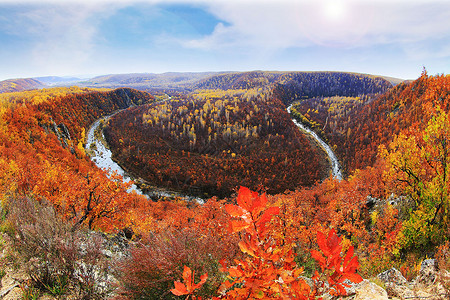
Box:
0, 86, 109, 107
371, 210, 378, 226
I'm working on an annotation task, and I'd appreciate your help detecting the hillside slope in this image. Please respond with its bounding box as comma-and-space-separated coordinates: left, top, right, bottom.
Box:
83, 72, 222, 91
0, 87, 154, 231
102, 71, 395, 196
290, 71, 450, 173
104, 89, 325, 197
1, 73, 450, 299
0, 78, 45, 93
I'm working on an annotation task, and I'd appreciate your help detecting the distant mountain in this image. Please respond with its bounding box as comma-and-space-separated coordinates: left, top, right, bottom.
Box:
193, 71, 283, 90
0, 78, 45, 93
82, 72, 224, 91
379, 75, 406, 86
80, 71, 404, 94
35, 76, 83, 86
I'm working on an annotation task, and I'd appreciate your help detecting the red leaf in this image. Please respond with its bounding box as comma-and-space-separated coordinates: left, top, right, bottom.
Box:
257, 206, 280, 233
239, 240, 256, 257
225, 204, 246, 217
237, 186, 253, 211
229, 266, 244, 277
335, 283, 347, 295
171, 281, 188, 296
252, 191, 268, 215
182, 265, 193, 291
343, 272, 363, 283
311, 249, 326, 269
193, 273, 208, 290
343, 245, 355, 265
171, 266, 208, 296
344, 256, 359, 273
327, 229, 341, 256
231, 220, 250, 233
316, 231, 329, 256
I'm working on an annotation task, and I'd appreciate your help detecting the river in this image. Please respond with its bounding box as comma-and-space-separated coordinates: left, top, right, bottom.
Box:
85, 105, 342, 200
287, 104, 343, 180
85, 113, 204, 202
85, 115, 144, 194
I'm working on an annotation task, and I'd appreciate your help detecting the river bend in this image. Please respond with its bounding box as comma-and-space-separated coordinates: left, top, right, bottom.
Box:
85, 113, 203, 202
85, 105, 343, 200
287, 104, 343, 180
85, 115, 143, 194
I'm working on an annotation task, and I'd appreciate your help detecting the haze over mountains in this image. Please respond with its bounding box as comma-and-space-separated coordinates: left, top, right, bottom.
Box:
0, 71, 405, 94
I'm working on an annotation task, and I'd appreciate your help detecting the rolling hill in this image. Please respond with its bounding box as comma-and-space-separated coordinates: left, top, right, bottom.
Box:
82, 72, 224, 91
0, 78, 45, 93
102, 71, 395, 196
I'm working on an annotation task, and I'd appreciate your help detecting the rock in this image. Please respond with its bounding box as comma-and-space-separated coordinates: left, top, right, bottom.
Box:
373, 263, 450, 300
1, 286, 22, 300
0, 267, 28, 299
416, 259, 437, 286
377, 268, 407, 286
352, 279, 389, 300
414, 259, 449, 300
377, 268, 411, 298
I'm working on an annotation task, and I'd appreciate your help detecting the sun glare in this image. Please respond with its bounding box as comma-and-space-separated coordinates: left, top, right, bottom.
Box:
323, 0, 347, 22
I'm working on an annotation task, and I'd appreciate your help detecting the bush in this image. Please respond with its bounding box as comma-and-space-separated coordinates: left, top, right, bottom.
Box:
5, 196, 113, 299
114, 228, 235, 299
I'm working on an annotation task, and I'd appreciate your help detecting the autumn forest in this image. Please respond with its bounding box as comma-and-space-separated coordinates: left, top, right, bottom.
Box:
1, 70, 450, 299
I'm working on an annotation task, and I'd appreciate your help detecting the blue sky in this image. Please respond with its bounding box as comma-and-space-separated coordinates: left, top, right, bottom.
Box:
0, 0, 449, 80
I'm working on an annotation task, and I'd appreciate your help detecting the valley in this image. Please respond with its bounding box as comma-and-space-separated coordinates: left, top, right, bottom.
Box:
85, 100, 344, 200
101, 71, 390, 197
1, 70, 450, 299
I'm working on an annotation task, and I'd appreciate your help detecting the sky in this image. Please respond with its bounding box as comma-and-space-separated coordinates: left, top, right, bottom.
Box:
0, 0, 449, 81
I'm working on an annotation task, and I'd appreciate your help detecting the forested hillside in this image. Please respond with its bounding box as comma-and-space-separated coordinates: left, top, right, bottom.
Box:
0, 72, 450, 299
104, 88, 324, 197
84, 72, 222, 91
0, 77, 44, 93
194, 71, 392, 97
273, 72, 392, 105
290, 71, 450, 173
103, 71, 393, 196
0, 87, 154, 231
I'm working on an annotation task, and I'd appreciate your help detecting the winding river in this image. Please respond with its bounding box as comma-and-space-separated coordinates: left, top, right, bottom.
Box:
86, 104, 343, 200
85, 113, 203, 202
287, 104, 343, 180
85, 115, 144, 194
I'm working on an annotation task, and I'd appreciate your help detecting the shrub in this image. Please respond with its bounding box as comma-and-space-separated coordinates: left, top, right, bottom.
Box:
5, 196, 113, 299
114, 228, 234, 299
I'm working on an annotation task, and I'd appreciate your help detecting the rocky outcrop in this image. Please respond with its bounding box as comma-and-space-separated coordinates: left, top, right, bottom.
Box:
352, 280, 389, 300
349, 259, 449, 300
50, 119, 74, 153
0, 266, 28, 300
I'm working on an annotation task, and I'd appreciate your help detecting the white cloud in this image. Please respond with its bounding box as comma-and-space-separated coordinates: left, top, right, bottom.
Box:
180, 0, 450, 57
2, 2, 125, 76
0, 0, 448, 79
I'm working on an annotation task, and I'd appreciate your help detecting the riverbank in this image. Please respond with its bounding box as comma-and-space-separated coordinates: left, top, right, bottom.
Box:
288, 104, 343, 180
85, 113, 143, 194
85, 112, 204, 202
85, 104, 343, 202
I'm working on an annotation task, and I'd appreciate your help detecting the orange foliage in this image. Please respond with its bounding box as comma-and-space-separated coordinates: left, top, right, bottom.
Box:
0, 87, 154, 232
289, 72, 450, 175
171, 266, 208, 298
214, 187, 362, 299
104, 91, 323, 198
4, 72, 450, 297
